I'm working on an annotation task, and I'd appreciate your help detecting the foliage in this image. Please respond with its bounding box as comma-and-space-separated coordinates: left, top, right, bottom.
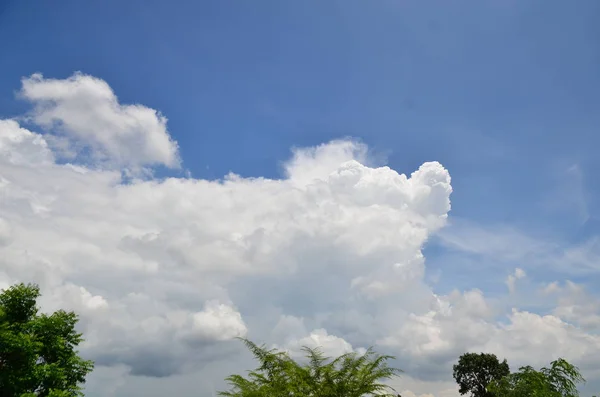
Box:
0, 283, 94, 397
219, 337, 402, 397
453, 353, 510, 397
487, 358, 585, 397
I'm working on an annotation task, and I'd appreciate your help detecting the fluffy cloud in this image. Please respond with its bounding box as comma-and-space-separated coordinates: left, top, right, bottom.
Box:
185, 300, 248, 342
2, 72, 600, 397
19, 72, 179, 171
0, 119, 54, 165
281, 328, 361, 358
0, 84, 452, 383
379, 286, 600, 388
548, 281, 600, 332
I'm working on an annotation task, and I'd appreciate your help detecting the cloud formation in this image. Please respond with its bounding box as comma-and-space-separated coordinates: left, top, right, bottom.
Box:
2, 72, 600, 397
19, 72, 180, 171
0, 71, 453, 382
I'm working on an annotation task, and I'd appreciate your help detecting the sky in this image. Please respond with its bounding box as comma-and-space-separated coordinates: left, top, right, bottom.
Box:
0, 1, 600, 396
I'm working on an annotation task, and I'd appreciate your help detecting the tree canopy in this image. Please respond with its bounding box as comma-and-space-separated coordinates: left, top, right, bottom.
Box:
219, 338, 402, 397
487, 358, 585, 397
453, 352, 510, 397
0, 283, 94, 397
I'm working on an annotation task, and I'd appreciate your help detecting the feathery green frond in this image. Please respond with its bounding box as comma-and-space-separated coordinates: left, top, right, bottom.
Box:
220, 339, 401, 397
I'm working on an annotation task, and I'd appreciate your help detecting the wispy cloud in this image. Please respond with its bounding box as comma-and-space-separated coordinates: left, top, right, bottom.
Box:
435, 217, 600, 275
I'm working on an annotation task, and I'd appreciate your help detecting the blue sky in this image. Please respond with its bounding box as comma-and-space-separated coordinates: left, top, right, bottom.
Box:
1, 1, 600, 396
2, 0, 598, 224
6, 0, 593, 289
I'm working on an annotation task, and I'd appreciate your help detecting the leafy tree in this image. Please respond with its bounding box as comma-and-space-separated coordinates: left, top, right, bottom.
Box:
487, 358, 584, 397
453, 353, 510, 397
0, 283, 94, 397
219, 338, 402, 397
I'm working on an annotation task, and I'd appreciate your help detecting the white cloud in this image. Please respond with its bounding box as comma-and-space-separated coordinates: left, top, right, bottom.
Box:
45, 283, 110, 313
0, 119, 54, 165
278, 328, 362, 359
506, 267, 526, 294
549, 281, 600, 332
379, 289, 493, 364
0, 107, 453, 382
186, 300, 247, 342
19, 72, 180, 171
284, 139, 369, 188
541, 281, 561, 294
379, 286, 600, 385
2, 72, 600, 397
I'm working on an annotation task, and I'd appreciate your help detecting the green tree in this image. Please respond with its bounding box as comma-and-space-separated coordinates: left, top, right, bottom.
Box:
487, 358, 584, 397
0, 283, 94, 397
219, 338, 402, 397
453, 353, 510, 397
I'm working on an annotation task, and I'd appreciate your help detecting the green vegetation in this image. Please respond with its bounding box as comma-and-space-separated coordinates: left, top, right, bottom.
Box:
454, 352, 586, 397
221, 343, 588, 397
453, 352, 510, 397
0, 282, 593, 397
218, 338, 401, 397
487, 358, 585, 397
0, 283, 94, 397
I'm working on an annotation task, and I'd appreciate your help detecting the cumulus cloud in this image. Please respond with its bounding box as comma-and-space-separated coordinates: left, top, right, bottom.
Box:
284, 139, 369, 187
549, 281, 600, 331
378, 286, 600, 387
279, 328, 364, 359
185, 300, 247, 342
0, 106, 452, 382
0, 119, 54, 165
19, 72, 180, 171
2, 72, 600, 397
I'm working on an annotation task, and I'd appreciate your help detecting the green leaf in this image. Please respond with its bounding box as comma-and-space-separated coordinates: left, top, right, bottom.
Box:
0, 283, 94, 397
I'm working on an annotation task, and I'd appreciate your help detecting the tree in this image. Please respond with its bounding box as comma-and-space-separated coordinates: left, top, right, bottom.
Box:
453, 353, 510, 397
487, 358, 584, 397
219, 338, 402, 397
0, 283, 94, 397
